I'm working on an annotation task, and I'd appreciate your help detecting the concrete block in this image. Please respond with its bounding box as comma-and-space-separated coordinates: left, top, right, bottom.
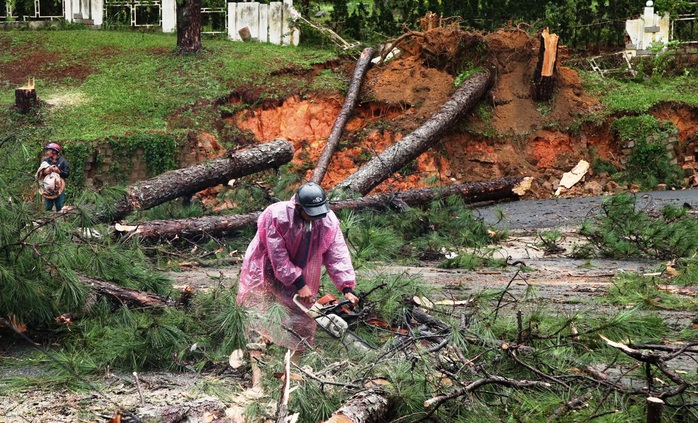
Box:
268, 2, 283, 45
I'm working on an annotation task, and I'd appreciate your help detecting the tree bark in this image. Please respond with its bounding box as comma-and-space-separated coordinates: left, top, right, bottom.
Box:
114, 176, 531, 240
102, 139, 294, 223
324, 389, 390, 423
533, 28, 559, 101
311, 47, 374, 185
176, 0, 202, 55
333, 70, 493, 196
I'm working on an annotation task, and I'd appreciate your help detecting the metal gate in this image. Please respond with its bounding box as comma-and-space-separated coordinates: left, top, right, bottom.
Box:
0, 0, 63, 20
105, 0, 160, 27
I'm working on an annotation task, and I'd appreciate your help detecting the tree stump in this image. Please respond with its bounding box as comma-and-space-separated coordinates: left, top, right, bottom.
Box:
646, 397, 664, 423
15, 78, 38, 114
533, 28, 559, 101
239, 27, 251, 41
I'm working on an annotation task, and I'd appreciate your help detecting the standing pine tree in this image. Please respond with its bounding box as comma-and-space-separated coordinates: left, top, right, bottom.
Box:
372, 0, 398, 36
331, 0, 349, 33
177, 0, 202, 54
427, 0, 442, 16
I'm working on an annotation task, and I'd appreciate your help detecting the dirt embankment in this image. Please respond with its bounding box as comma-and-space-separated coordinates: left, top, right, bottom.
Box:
217, 27, 698, 209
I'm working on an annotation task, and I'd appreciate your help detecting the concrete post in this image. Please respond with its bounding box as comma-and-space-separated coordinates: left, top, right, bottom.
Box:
64, 0, 73, 22
81, 0, 90, 21
91, 0, 103, 26
162, 0, 176, 33
282, 0, 300, 46
258, 3, 269, 43
268, 2, 283, 45
227, 2, 238, 40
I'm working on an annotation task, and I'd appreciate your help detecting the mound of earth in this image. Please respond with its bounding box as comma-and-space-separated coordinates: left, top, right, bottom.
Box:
226, 26, 634, 203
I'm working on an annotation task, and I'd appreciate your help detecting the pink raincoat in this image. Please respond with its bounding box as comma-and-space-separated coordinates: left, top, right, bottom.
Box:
237, 196, 356, 350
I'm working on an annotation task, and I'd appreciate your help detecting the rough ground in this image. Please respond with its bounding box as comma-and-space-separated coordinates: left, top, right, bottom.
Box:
2, 25, 698, 423
4, 192, 698, 422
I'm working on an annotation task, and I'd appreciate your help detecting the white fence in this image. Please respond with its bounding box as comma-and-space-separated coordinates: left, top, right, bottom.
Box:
59, 0, 299, 46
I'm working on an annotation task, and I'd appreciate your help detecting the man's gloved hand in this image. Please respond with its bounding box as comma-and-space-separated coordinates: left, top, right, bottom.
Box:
297, 285, 314, 305
344, 291, 359, 307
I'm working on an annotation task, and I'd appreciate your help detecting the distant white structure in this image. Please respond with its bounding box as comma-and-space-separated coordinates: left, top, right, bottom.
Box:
625, 1, 671, 56
62, 0, 300, 46
64, 0, 104, 26
226, 0, 300, 46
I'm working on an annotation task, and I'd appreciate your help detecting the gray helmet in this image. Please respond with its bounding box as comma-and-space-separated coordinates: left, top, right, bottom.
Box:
296, 182, 330, 218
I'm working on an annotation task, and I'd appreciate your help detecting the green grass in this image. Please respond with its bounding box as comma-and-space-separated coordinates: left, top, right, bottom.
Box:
0, 30, 339, 141
581, 71, 698, 113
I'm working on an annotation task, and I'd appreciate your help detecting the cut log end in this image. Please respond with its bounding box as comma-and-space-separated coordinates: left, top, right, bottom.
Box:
15, 87, 38, 114
512, 177, 533, 196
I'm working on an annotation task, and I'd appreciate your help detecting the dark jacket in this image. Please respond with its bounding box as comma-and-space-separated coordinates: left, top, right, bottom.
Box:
43, 156, 70, 179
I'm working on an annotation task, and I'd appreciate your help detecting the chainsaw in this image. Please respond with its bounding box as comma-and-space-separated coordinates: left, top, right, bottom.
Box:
293, 293, 373, 353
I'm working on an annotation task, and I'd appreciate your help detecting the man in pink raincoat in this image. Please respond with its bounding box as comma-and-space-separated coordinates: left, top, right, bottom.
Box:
237, 182, 359, 354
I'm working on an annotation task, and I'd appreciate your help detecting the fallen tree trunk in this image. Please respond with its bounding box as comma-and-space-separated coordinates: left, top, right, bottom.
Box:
115, 176, 531, 240
324, 389, 390, 423
101, 139, 294, 223
137, 396, 226, 422
78, 274, 170, 308
311, 47, 374, 185
333, 70, 493, 196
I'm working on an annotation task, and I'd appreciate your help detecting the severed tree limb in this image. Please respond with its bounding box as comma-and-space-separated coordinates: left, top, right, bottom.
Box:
628, 342, 698, 355
378, 31, 424, 64
292, 363, 364, 390
424, 375, 551, 408
99, 139, 294, 223
311, 47, 375, 185
276, 350, 293, 423
115, 176, 531, 240
509, 349, 570, 389
333, 70, 494, 197
600, 335, 691, 399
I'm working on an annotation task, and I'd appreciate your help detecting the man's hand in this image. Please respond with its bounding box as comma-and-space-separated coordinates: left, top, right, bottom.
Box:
344, 291, 359, 307
297, 285, 314, 305
51, 165, 59, 173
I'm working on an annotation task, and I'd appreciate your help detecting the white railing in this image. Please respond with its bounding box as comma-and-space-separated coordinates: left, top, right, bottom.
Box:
56, 0, 300, 46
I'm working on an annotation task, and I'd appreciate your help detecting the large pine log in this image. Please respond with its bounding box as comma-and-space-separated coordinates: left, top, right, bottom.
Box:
333, 70, 493, 196
78, 274, 170, 308
102, 139, 294, 223
114, 176, 531, 240
311, 47, 375, 185
324, 389, 390, 423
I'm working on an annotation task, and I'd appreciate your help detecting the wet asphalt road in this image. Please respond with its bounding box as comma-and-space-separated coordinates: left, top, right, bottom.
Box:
474, 188, 698, 230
